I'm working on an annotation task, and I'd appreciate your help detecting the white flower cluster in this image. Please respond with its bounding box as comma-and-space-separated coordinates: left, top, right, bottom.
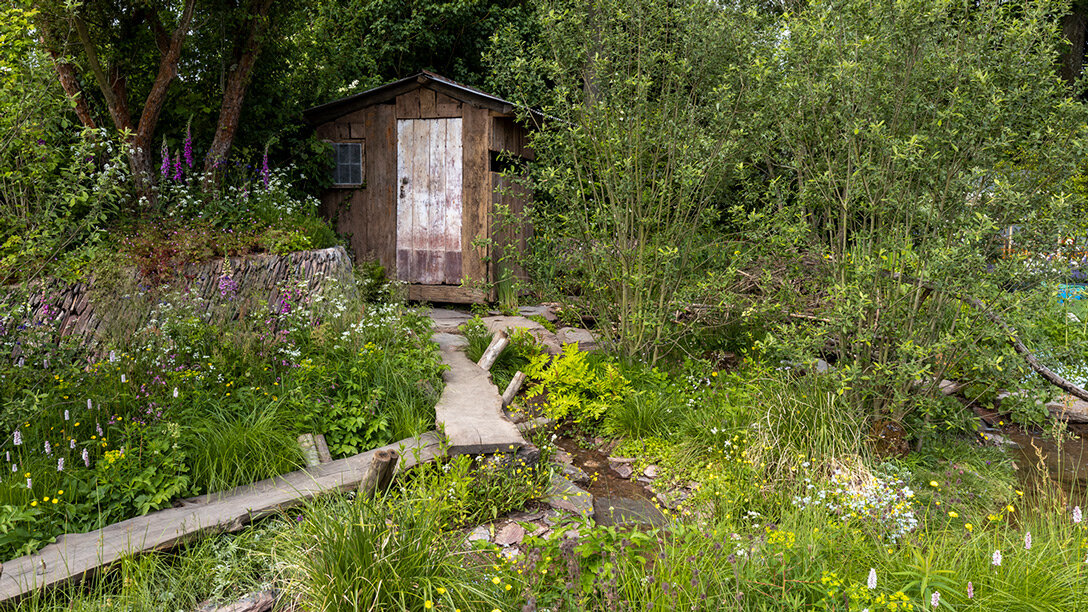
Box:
793, 469, 919, 542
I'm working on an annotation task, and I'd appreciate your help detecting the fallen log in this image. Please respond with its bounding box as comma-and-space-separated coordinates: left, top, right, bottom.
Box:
477, 331, 509, 371
501, 371, 526, 408
886, 271, 1088, 403
0, 432, 443, 604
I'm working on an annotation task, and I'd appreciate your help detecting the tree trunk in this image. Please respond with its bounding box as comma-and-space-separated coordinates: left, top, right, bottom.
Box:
204, 0, 275, 174
36, 26, 97, 130
1061, 3, 1088, 86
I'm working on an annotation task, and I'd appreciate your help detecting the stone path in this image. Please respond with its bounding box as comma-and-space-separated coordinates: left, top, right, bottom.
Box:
432, 332, 527, 455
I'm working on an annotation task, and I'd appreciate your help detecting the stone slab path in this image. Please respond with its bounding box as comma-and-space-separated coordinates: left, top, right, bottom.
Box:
0, 433, 443, 604
432, 330, 527, 455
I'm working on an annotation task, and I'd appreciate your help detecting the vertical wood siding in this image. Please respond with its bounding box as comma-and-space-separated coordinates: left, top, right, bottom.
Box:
396, 118, 464, 284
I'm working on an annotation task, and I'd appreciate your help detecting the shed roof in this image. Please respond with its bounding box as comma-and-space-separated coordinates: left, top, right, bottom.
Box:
304, 71, 537, 125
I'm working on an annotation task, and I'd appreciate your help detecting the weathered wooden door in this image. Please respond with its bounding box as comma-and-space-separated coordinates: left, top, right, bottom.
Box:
396, 118, 463, 284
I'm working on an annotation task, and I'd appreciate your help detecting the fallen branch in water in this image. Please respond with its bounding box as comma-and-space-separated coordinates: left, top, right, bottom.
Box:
885, 271, 1088, 403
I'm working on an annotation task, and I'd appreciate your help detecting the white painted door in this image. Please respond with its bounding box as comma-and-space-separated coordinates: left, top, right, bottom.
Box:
396, 118, 463, 284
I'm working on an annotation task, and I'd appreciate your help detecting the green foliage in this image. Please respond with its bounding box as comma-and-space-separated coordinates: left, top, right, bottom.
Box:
525, 344, 630, 425
491, 0, 768, 361
278, 490, 503, 612
462, 316, 543, 390
0, 273, 442, 558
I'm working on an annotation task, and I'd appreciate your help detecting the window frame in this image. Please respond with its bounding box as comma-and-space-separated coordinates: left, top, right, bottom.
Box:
330, 141, 364, 187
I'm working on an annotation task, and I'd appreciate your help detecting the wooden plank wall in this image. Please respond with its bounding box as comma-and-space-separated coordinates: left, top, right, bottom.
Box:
461, 103, 492, 298
489, 114, 533, 283
363, 104, 397, 271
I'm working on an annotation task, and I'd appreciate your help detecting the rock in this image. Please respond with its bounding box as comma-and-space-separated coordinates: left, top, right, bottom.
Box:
978, 432, 1018, 448
643, 465, 659, 478
557, 327, 598, 352
508, 510, 544, 522
482, 315, 561, 355
195, 590, 277, 612
543, 474, 594, 518
558, 463, 590, 484
516, 417, 555, 435
518, 305, 558, 322
612, 464, 633, 479
636, 476, 653, 485
427, 308, 472, 333
655, 489, 690, 510
593, 496, 667, 527
814, 359, 833, 373
467, 525, 491, 543
431, 332, 468, 349
500, 547, 520, 560
608, 456, 635, 464
939, 380, 966, 396
494, 523, 526, 547
529, 524, 550, 538
1047, 395, 1088, 424
553, 450, 573, 464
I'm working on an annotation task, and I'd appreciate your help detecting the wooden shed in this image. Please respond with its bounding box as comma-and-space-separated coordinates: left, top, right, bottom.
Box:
304, 72, 535, 304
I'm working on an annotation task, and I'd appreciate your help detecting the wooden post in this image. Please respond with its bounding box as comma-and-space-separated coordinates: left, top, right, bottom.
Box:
358, 449, 399, 497
297, 434, 333, 467
501, 371, 526, 408
477, 330, 509, 371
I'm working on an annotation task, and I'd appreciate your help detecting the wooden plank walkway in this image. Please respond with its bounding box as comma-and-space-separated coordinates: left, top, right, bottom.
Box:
432, 332, 527, 455
0, 432, 444, 604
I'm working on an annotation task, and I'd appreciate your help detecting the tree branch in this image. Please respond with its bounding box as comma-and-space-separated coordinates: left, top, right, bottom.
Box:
134, 0, 196, 147
35, 20, 97, 129
72, 12, 130, 131
885, 271, 1088, 402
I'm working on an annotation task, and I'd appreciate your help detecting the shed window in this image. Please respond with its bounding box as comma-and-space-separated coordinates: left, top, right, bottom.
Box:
332, 143, 363, 185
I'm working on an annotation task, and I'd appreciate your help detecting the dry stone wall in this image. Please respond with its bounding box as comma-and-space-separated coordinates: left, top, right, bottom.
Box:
11, 246, 355, 342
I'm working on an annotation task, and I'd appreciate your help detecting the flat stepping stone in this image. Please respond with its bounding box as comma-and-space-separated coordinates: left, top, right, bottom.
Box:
593, 496, 667, 527
542, 474, 594, 518
433, 343, 526, 455
518, 305, 558, 321
432, 332, 468, 350
481, 315, 561, 355
427, 308, 472, 333
557, 327, 598, 352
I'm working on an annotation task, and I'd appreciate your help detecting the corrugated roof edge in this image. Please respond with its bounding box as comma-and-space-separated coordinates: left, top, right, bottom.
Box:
303, 71, 543, 126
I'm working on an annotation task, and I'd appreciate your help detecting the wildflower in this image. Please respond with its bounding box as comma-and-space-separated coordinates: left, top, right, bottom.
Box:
87, 398, 93, 411
57, 458, 64, 472
929, 481, 939, 487
183, 123, 194, 168
967, 581, 974, 599
1024, 531, 1032, 550
948, 511, 958, 518
69, 439, 75, 449
965, 523, 973, 532
867, 568, 877, 590
44, 441, 51, 455
1074, 506, 1082, 524
82, 448, 90, 467
13, 430, 21, 446
261, 145, 271, 190
26, 478, 31, 489
931, 591, 940, 607
121, 374, 126, 383
160, 139, 170, 178
424, 602, 433, 609
173, 154, 182, 181
96, 423, 104, 437
64, 409, 69, 421
173, 387, 179, 398
436, 588, 446, 595
992, 549, 1002, 566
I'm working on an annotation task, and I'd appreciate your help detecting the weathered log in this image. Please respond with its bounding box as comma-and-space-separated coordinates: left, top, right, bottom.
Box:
358, 449, 399, 497
501, 371, 526, 408
886, 271, 1088, 403
477, 330, 509, 371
